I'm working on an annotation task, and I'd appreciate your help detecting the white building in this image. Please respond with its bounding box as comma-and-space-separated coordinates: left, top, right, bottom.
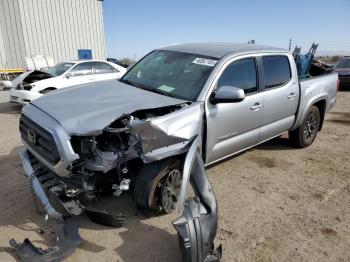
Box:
0, 0, 106, 69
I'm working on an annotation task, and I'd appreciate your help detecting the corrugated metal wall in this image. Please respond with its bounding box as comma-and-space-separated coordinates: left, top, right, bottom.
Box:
0, 0, 106, 69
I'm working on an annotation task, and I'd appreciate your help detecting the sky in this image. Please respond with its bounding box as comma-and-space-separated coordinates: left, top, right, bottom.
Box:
103, 0, 350, 59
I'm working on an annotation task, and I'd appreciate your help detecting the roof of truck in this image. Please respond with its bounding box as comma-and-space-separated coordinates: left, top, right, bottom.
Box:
159, 42, 287, 58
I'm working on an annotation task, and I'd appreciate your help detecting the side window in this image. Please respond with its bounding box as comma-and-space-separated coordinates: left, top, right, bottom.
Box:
218, 58, 257, 94
93, 62, 118, 74
69, 62, 93, 77
262, 56, 291, 89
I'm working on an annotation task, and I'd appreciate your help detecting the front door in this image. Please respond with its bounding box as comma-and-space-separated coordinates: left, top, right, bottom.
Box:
205, 57, 263, 164
64, 62, 95, 88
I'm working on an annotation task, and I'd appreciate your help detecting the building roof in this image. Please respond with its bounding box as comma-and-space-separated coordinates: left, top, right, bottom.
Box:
159, 42, 287, 58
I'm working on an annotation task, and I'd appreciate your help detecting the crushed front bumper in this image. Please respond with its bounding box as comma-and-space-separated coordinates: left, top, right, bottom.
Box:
19, 148, 65, 221
13, 148, 125, 261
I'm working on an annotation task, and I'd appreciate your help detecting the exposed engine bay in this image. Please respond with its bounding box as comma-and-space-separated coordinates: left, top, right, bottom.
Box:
12, 98, 221, 261
13, 70, 54, 90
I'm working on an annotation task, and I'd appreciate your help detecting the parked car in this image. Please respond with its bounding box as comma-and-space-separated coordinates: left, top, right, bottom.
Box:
333, 56, 350, 89
15, 43, 337, 261
9, 60, 127, 105
107, 57, 130, 68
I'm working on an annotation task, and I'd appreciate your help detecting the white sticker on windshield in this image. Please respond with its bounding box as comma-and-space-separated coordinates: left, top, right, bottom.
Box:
192, 57, 218, 67
158, 85, 174, 92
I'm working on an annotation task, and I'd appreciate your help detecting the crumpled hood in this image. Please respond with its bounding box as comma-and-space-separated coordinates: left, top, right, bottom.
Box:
30, 80, 186, 135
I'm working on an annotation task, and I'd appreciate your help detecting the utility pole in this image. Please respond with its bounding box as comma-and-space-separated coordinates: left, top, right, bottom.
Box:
289, 38, 292, 51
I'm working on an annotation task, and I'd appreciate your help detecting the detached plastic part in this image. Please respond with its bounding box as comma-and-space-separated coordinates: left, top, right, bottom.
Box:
9, 217, 81, 262
173, 150, 221, 262
83, 206, 126, 228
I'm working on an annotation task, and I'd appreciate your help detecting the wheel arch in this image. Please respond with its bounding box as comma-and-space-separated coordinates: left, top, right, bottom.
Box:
313, 99, 326, 130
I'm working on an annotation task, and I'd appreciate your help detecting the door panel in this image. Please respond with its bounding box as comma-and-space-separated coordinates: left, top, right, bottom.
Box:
206, 93, 263, 164
205, 57, 263, 164
65, 62, 95, 88
259, 55, 299, 141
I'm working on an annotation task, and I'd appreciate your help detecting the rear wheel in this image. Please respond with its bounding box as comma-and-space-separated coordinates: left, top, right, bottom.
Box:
289, 105, 320, 148
134, 158, 182, 216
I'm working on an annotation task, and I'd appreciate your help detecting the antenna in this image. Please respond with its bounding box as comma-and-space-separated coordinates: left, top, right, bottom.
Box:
289, 38, 292, 51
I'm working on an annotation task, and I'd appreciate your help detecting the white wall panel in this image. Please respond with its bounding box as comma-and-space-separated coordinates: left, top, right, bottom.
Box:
0, 0, 106, 69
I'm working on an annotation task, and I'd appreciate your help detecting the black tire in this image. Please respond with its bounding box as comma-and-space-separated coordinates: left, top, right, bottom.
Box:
134, 158, 182, 216
289, 105, 320, 148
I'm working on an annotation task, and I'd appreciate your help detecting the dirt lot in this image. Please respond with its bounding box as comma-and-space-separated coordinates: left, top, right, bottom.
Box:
0, 90, 349, 262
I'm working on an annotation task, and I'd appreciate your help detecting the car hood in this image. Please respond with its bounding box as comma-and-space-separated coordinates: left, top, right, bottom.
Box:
30, 80, 187, 135
11, 70, 55, 88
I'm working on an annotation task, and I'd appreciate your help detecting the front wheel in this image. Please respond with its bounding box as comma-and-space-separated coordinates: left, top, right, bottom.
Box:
289, 105, 320, 148
134, 159, 182, 216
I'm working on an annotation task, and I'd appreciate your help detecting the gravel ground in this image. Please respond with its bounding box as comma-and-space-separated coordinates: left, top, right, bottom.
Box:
0, 90, 349, 262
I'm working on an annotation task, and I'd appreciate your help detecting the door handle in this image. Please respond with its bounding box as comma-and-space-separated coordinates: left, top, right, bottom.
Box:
287, 93, 297, 99
250, 103, 262, 111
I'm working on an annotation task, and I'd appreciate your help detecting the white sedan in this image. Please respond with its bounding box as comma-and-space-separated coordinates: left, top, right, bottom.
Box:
10, 60, 127, 105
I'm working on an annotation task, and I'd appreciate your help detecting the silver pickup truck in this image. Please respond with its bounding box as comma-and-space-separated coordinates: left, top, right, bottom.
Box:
15, 43, 337, 261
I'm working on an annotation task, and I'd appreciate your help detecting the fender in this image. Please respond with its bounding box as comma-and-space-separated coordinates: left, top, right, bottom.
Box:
291, 92, 328, 130
174, 136, 221, 261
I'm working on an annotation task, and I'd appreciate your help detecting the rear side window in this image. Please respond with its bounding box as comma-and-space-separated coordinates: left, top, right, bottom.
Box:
218, 58, 257, 94
93, 62, 118, 74
70, 62, 93, 76
262, 56, 291, 89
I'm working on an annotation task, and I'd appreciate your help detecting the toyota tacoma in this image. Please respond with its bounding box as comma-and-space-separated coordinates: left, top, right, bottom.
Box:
12, 43, 337, 261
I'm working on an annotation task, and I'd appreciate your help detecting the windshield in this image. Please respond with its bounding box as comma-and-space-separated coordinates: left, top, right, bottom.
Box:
47, 62, 75, 76
121, 50, 218, 101
335, 58, 350, 69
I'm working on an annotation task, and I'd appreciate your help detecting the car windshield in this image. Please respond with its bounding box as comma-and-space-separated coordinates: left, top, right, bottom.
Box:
47, 62, 75, 76
121, 50, 218, 101
335, 58, 350, 69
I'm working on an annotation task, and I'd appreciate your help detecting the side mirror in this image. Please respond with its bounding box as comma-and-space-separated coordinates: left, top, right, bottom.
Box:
65, 72, 73, 79
209, 86, 245, 104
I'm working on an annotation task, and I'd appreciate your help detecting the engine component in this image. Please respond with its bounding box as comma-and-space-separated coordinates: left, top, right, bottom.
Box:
112, 179, 131, 196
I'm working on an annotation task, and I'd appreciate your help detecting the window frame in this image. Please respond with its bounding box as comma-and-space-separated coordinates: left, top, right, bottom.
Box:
260, 55, 292, 91
69, 62, 94, 77
92, 61, 119, 74
216, 57, 259, 96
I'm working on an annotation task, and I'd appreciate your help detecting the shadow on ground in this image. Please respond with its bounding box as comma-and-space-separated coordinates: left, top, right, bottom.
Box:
0, 101, 22, 114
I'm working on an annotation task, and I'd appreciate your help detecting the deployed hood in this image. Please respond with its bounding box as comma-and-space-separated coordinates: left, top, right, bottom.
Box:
11, 70, 54, 89
30, 80, 187, 135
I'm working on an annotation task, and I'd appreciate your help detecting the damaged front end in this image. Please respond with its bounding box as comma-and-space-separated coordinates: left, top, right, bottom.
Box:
13, 100, 220, 261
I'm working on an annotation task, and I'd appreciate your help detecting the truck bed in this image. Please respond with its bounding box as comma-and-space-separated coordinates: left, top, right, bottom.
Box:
292, 73, 338, 130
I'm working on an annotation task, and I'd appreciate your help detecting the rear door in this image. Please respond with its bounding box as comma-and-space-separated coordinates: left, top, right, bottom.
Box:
64, 62, 95, 87
259, 54, 299, 141
92, 61, 122, 82
205, 57, 263, 164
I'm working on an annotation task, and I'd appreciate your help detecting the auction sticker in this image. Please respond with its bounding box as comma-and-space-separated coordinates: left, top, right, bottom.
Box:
192, 57, 218, 67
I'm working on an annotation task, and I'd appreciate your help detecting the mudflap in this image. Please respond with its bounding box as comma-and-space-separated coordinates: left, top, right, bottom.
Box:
9, 217, 81, 262
173, 144, 221, 262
